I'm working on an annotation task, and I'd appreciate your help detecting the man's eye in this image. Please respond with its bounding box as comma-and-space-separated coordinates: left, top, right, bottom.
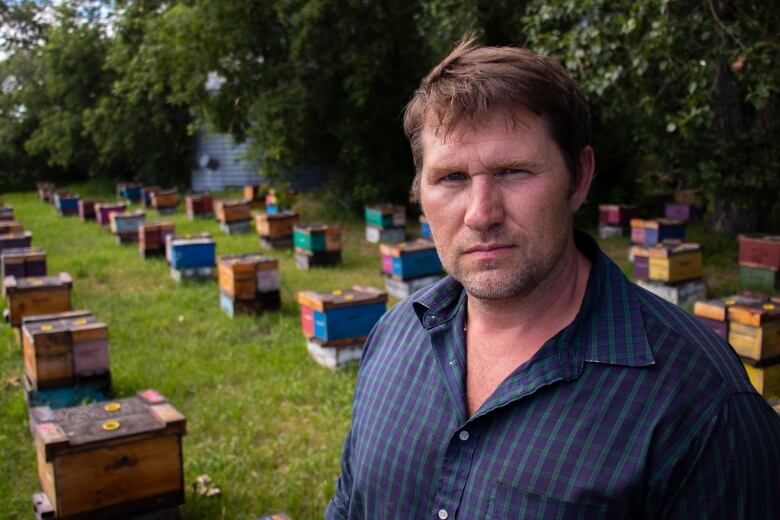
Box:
500, 168, 529, 176
443, 172, 467, 181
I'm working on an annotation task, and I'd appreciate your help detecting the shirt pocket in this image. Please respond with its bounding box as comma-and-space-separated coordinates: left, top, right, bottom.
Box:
487, 481, 610, 520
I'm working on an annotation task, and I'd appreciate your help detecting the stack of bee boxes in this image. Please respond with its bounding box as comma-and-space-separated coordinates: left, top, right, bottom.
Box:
298, 286, 387, 369
365, 204, 406, 244
4, 273, 73, 328
21, 310, 112, 409
731, 300, 780, 396
0, 205, 14, 221
29, 389, 186, 519
244, 184, 266, 209
116, 182, 142, 203
53, 192, 80, 217
78, 198, 100, 221
630, 218, 686, 246
218, 253, 281, 318
419, 215, 432, 239
597, 204, 639, 238
0, 220, 23, 236
151, 189, 179, 215
380, 239, 444, 299
185, 192, 213, 219
166, 234, 216, 281
109, 211, 146, 244
256, 210, 299, 249
95, 202, 127, 228
0, 230, 32, 252
632, 241, 706, 305
215, 199, 252, 234
141, 186, 161, 208
693, 292, 767, 340
293, 223, 342, 269
738, 234, 780, 292
1, 247, 46, 282
138, 221, 175, 258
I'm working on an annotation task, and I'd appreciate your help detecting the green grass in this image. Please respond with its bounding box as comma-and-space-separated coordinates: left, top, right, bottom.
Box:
1, 190, 776, 518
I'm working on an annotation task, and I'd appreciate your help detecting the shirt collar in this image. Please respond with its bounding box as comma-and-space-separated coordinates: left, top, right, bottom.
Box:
412, 230, 655, 369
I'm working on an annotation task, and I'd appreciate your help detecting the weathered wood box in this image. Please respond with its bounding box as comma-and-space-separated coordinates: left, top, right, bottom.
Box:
215, 200, 251, 224
365, 225, 405, 244
185, 193, 213, 219
739, 265, 780, 291
297, 286, 387, 342
54, 193, 80, 217
598, 204, 638, 226
419, 215, 431, 239
244, 185, 265, 209
738, 234, 780, 270
637, 278, 707, 306
151, 189, 179, 214
140, 186, 161, 208
116, 182, 142, 202
728, 302, 780, 363
647, 242, 703, 283
1, 246, 47, 283
0, 205, 14, 221
30, 389, 186, 519
0, 220, 24, 235
295, 250, 342, 270
379, 239, 442, 280
384, 273, 443, 300
77, 199, 100, 221
306, 337, 365, 370
5, 273, 72, 327
293, 224, 342, 253
365, 204, 405, 228
256, 211, 299, 239
630, 245, 651, 281
95, 203, 127, 228
22, 310, 110, 390
693, 293, 768, 340
743, 357, 780, 396
138, 222, 175, 257
0, 230, 32, 253
630, 218, 686, 246
219, 291, 281, 318
218, 253, 280, 300
109, 211, 146, 244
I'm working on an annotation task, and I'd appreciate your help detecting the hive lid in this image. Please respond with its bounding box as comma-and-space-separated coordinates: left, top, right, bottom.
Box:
298, 285, 387, 311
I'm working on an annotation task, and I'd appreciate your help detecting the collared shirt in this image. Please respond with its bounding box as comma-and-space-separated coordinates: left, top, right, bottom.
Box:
326, 232, 780, 519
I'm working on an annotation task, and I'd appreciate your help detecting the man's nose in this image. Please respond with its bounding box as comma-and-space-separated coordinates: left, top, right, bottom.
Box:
463, 177, 504, 231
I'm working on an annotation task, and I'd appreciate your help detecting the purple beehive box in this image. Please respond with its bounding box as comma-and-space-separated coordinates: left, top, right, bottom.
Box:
696, 316, 728, 340
664, 203, 696, 222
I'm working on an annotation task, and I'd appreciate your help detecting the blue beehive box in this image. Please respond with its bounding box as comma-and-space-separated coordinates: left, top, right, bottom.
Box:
380, 239, 443, 280
643, 218, 686, 245
298, 286, 387, 342
170, 237, 216, 269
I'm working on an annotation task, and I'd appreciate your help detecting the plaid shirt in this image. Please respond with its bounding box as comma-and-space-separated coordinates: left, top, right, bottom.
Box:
326, 232, 780, 519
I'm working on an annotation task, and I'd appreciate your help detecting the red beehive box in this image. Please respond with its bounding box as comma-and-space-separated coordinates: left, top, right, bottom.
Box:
739, 234, 780, 270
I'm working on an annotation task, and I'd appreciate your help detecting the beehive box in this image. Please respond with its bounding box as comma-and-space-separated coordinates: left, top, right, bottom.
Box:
5, 273, 72, 327
244, 185, 265, 209
0, 205, 14, 221
31, 389, 186, 519
740, 265, 780, 291
0, 220, 24, 235
727, 302, 780, 363
384, 273, 443, 300
22, 310, 110, 390
379, 239, 442, 280
297, 286, 387, 342
738, 234, 780, 270
219, 291, 281, 318
185, 193, 213, 219
109, 211, 145, 240
419, 215, 431, 239
630, 245, 651, 281
141, 186, 161, 208
294, 250, 342, 270
151, 189, 179, 212
77, 199, 100, 221
38, 182, 55, 202
365, 204, 405, 228
293, 224, 341, 253
215, 200, 251, 224
693, 293, 768, 340
54, 193, 80, 216
168, 236, 215, 270
95, 203, 127, 227
306, 337, 365, 370
218, 253, 280, 300
365, 225, 406, 244
637, 278, 707, 306
630, 219, 686, 246
256, 211, 299, 239
0, 231, 33, 253
664, 202, 698, 222
647, 242, 703, 283
742, 358, 780, 396
138, 222, 175, 257
598, 204, 639, 226
1, 247, 47, 282
116, 182, 142, 202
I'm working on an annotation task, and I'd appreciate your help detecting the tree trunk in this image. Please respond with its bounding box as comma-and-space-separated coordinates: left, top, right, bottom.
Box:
708, 196, 763, 235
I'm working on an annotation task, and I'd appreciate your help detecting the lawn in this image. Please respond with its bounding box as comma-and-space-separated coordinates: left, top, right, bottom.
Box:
0, 188, 775, 518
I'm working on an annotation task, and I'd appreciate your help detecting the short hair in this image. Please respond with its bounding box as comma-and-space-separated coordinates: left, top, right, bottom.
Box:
403, 36, 592, 202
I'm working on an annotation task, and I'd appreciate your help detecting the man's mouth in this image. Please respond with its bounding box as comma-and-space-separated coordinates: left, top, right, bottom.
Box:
463, 243, 515, 260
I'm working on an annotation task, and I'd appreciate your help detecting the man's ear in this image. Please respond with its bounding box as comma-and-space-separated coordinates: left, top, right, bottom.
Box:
570, 146, 595, 212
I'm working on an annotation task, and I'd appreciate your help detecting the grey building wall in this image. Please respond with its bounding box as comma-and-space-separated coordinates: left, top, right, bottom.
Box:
191, 130, 328, 192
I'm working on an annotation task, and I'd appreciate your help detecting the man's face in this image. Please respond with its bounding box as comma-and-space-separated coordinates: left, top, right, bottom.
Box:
419, 108, 589, 300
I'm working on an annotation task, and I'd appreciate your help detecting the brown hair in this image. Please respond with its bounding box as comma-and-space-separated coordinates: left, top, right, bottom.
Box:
403, 36, 592, 201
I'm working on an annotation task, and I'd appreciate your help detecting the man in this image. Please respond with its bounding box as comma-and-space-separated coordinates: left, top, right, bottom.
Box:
326, 38, 780, 519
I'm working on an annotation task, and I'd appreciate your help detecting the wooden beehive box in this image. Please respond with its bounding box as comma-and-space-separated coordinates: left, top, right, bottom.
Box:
297, 286, 387, 342
38, 182, 55, 202
185, 193, 213, 218
151, 189, 179, 209
31, 389, 186, 518
168, 236, 215, 270
728, 302, 780, 362
293, 223, 342, 253
693, 293, 768, 340
1, 246, 46, 281
215, 200, 251, 224
738, 234, 780, 270
95, 203, 127, 227
5, 273, 72, 327
78, 199, 100, 221
0, 205, 14, 221
0, 230, 32, 253
598, 204, 639, 226
116, 182, 142, 202
244, 185, 265, 209
140, 186, 160, 208
255, 211, 299, 239
218, 253, 279, 300
379, 239, 442, 280
109, 211, 145, 235
138, 221, 175, 254
647, 242, 703, 283
0, 220, 24, 235
365, 204, 406, 228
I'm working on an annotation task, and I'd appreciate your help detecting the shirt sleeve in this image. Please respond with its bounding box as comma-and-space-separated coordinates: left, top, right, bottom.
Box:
649, 392, 780, 519
325, 426, 353, 519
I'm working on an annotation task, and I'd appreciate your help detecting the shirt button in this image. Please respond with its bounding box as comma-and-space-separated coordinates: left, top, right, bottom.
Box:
438, 509, 449, 519
459, 430, 469, 441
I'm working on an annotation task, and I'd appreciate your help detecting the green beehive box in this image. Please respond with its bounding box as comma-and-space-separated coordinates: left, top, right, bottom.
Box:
294, 228, 326, 252
740, 265, 780, 291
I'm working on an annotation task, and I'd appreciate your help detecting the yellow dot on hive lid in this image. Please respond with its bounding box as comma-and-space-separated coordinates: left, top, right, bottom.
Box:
102, 420, 120, 431
30, 279, 42, 286
765, 304, 775, 311
332, 289, 342, 296
724, 299, 736, 305
75, 319, 87, 326
104, 403, 121, 412
345, 294, 354, 301
41, 325, 52, 331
